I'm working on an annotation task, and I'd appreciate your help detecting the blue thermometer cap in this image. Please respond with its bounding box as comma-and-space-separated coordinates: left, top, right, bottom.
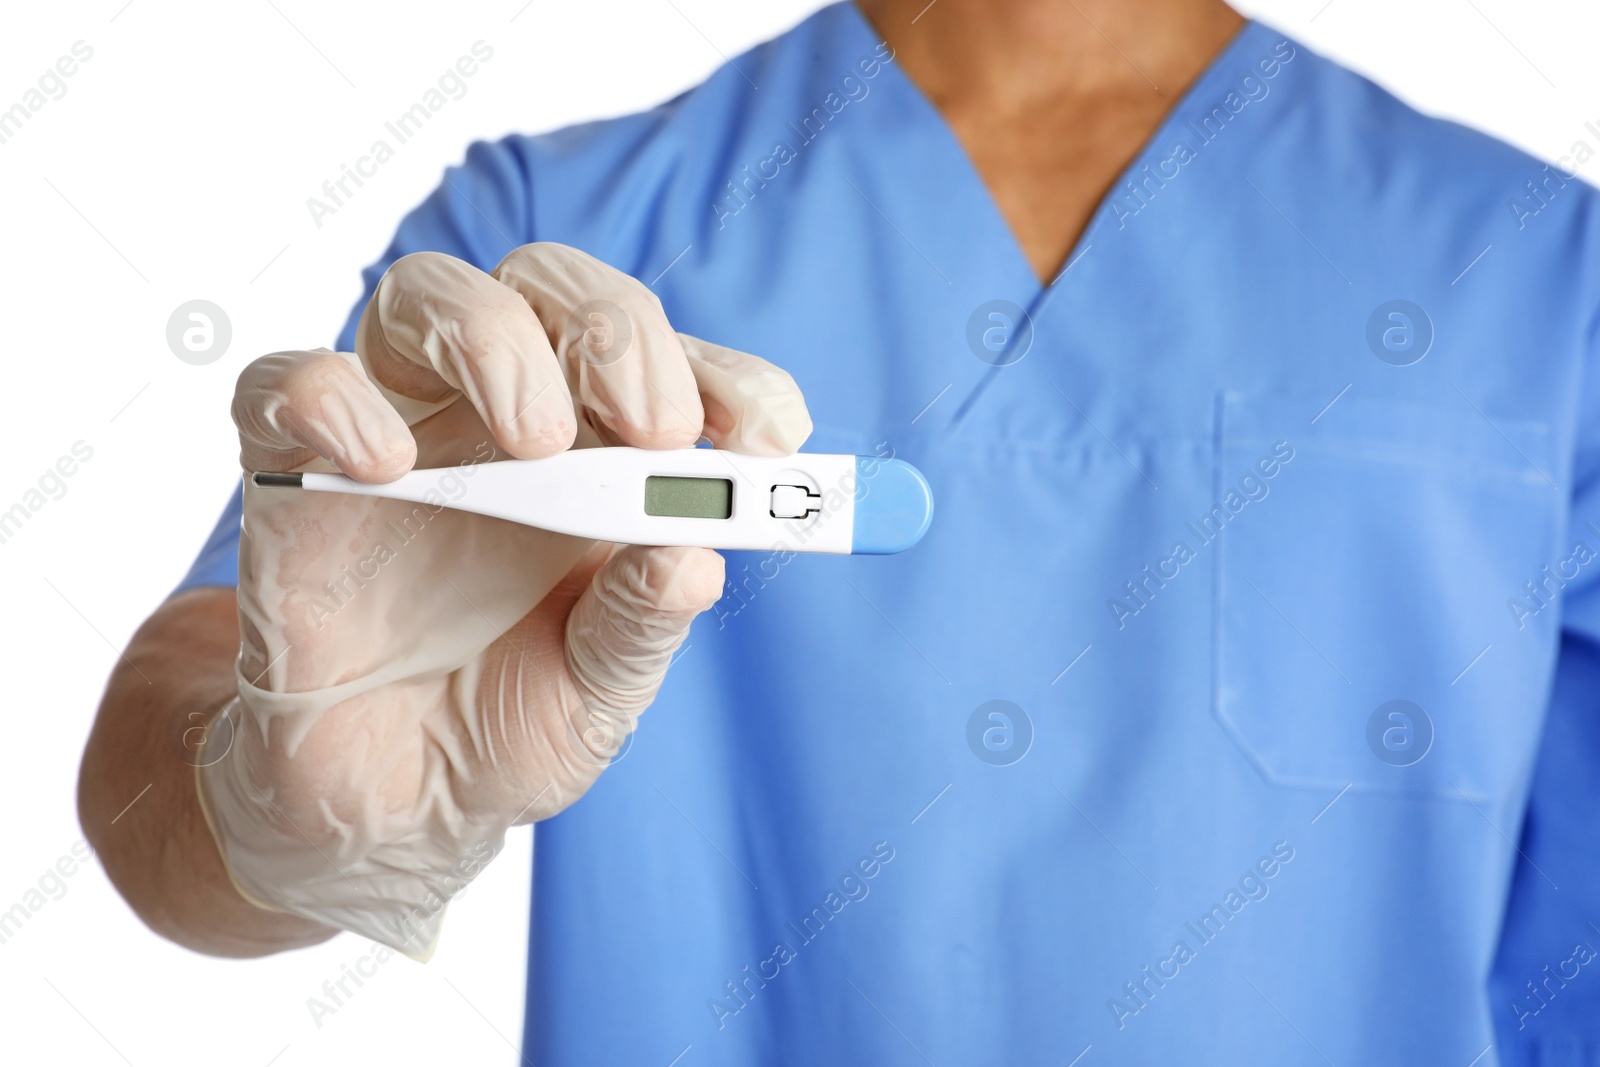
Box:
851, 456, 934, 554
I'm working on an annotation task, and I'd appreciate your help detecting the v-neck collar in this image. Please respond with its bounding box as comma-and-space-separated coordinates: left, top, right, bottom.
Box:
835, 2, 1272, 304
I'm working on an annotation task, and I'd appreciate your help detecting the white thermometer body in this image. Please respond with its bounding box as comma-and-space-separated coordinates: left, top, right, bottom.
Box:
252, 447, 933, 555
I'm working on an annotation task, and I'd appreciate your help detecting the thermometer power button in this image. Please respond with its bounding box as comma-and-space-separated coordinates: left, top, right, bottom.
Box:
770, 484, 822, 519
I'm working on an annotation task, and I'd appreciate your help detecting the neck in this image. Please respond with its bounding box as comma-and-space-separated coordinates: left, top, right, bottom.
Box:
857, 0, 1244, 114
852, 0, 1246, 281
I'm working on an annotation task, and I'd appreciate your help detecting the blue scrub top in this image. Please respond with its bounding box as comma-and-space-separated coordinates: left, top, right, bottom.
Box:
178, 5, 1600, 1064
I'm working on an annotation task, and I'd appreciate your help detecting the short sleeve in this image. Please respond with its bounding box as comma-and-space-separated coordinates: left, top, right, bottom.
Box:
168, 137, 536, 595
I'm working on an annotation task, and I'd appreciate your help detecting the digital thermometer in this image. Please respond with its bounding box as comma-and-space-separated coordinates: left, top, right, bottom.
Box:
252, 448, 933, 555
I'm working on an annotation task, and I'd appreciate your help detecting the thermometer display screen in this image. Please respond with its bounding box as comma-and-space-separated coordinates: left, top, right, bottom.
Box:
643, 476, 733, 519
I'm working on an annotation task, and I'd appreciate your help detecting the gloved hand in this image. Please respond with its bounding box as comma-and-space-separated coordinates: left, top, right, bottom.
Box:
197, 243, 811, 959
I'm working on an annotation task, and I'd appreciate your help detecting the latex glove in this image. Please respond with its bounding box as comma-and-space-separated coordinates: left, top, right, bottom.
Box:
197, 243, 811, 959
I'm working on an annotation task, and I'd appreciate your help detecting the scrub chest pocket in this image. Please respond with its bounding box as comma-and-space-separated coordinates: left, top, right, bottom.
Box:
1212, 391, 1560, 801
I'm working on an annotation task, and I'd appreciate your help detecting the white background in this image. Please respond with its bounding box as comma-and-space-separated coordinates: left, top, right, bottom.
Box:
1, 1, 1596, 1063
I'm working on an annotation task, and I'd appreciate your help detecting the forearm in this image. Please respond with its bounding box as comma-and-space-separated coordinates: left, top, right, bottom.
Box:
77, 586, 337, 957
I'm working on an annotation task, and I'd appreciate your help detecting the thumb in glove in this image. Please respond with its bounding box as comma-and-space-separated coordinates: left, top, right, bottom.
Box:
533, 544, 724, 802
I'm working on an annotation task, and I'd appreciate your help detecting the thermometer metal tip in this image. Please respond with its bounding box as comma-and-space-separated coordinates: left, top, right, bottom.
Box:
252, 472, 304, 488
